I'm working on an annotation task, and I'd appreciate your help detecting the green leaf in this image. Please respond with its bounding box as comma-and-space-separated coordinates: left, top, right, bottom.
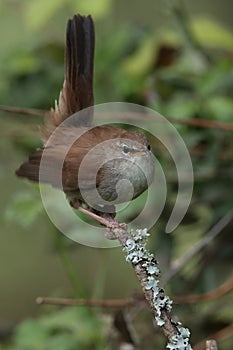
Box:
122, 37, 155, 77
14, 319, 50, 349
191, 17, 233, 50
13, 308, 105, 349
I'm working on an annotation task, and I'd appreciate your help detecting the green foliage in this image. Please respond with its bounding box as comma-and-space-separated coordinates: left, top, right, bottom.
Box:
12, 308, 105, 350
1, 0, 233, 349
24, 0, 112, 31
5, 191, 44, 228
191, 17, 233, 50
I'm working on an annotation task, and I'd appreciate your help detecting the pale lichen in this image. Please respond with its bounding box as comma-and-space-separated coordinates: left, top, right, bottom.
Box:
123, 228, 192, 350
167, 327, 192, 350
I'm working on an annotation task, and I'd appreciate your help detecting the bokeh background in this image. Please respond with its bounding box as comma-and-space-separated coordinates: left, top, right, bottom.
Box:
0, 0, 233, 349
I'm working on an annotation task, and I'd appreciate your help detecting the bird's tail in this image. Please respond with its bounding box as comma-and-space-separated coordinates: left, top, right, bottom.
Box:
44, 14, 95, 138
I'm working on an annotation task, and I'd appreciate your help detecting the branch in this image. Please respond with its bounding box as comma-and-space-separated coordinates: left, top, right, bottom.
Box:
0, 105, 45, 117
37, 272, 233, 309
36, 297, 132, 308
168, 116, 233, 131
1, 104, 233, 131
108, 226, 193, 348
194, 324, 233, 350
173, 274, 233, 304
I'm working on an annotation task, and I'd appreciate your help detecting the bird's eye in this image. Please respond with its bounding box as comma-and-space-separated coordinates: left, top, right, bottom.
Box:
147, 144, 151, 151
123, 145, 130, 154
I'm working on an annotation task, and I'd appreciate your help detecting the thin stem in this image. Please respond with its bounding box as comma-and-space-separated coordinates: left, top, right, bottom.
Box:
163, 210, 233, 284
1, 104, 233, 131
0, 104, 45, 116
36, 296, 132, 308
54, 231, 86, 298
173, 274, 233, 304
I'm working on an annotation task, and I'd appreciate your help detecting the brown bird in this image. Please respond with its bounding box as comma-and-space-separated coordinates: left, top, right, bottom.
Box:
16, 14, 154, 224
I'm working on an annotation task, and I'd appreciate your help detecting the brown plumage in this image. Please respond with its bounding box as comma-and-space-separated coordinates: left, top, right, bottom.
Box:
16, 124, 149, 192
16, 14, 154, 206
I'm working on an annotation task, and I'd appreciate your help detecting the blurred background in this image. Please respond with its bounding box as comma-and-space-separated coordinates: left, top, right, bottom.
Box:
0, 0, 233, 349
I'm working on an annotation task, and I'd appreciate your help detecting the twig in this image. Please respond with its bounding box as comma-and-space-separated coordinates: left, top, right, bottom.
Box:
36, 297, 132, 308
1, 104, 233, 131
100, 112, 233, 132
54, 233, 86, 298
0, 105, 45, 116
173, 274, 233, 304
37, 272, 233, 309
168, 116, 233, 131
163, 210, 233, 284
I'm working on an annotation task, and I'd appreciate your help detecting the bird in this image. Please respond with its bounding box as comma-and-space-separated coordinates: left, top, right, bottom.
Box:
16, 14, 155, 227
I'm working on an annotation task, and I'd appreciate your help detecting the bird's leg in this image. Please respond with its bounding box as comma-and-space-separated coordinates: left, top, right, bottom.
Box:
69, 200, 122, 230
90, 205, 119, 240
92, 204, 116, 219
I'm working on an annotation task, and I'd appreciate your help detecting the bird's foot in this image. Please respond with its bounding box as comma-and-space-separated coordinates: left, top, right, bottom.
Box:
69, 200, 123, 233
